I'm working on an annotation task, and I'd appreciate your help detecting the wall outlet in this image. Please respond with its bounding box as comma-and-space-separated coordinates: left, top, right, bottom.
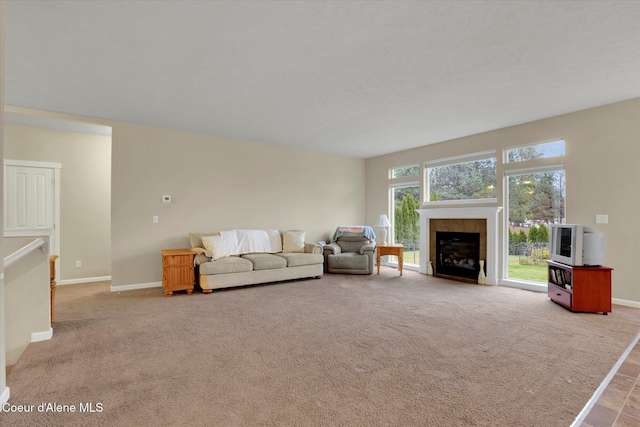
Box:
162, 195, 171, 203
596, 214, 608, 224
153, 216, 159, 223
76, 260, 82, 268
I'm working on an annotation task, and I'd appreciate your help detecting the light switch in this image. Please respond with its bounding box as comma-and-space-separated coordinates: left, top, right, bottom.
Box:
596, 214, 608, 224
162, 195, 171, 203
153, 216, 159, 223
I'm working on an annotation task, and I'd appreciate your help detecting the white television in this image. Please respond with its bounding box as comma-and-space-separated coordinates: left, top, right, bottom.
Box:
550, 224, 606, 266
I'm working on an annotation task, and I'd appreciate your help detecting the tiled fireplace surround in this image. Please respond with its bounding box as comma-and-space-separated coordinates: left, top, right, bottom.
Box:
417, 207, 503, 285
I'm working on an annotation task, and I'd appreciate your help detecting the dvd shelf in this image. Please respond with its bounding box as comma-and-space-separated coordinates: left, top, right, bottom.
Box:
549, 265, 572, 289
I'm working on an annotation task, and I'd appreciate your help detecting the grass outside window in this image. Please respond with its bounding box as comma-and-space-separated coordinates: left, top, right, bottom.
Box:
508, 255, 547, 282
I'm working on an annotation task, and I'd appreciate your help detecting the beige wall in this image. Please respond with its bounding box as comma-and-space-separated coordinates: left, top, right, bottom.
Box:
4, 125, 112, 281
111, 122, 366, 287
3, 236, 50, 366
366, 98, 640, 304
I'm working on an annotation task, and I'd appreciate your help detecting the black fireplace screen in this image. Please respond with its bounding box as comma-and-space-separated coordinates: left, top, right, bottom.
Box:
436, 231, 481, 280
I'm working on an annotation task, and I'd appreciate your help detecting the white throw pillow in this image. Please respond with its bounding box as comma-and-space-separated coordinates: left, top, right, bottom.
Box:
236, 229, 276, 254
220, 230, 241, 255
267, 229, 283, 253
201, 235, 231, 261
283, 230, 305, 253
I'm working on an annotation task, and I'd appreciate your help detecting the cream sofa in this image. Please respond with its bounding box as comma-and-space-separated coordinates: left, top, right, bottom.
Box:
189, 229, 324, 292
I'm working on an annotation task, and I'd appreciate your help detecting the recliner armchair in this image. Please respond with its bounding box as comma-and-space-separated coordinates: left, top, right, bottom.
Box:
324, 227, 376, 274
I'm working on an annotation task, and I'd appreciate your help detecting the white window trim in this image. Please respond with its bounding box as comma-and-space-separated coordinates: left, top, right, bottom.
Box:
425, 197, 498, 206
504, 164, 565, 177
424, 150, 496, 168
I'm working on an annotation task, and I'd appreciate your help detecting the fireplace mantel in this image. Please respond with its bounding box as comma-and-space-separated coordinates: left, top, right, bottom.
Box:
417, 207, 503, 285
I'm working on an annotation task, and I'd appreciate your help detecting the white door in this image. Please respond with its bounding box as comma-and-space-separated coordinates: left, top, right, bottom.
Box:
4, 160, 61, 282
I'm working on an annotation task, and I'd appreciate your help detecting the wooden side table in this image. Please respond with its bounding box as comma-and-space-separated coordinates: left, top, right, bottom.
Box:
376, 244, 404, 276
161, 249, 195, 296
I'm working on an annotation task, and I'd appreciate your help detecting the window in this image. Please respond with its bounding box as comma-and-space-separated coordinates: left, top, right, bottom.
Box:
390, 165, 419, 179
389, 165, 420, 267
506, 167, 565, 283
425, 152, 497, 202
391, 185, 420, 266
503, 139, 566, 285
505, 140, 565, 163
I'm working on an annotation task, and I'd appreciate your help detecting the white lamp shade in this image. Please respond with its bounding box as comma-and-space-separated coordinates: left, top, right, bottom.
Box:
376, 214, 391, 227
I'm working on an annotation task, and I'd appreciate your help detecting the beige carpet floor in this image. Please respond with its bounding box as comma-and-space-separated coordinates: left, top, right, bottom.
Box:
2, 269, 639, 426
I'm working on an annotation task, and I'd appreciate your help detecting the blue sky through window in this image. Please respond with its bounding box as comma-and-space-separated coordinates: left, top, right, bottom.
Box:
539, 140, 565, 157
506, 140, 565, 162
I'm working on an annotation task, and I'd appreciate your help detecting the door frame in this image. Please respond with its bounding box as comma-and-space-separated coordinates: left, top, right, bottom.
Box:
3, 159, 62, 283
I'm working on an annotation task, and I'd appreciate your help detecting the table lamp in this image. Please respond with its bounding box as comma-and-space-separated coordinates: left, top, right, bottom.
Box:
376, 214, 391, 245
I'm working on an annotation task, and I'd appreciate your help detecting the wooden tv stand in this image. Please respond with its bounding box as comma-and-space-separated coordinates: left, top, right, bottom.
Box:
547, 260, 612, 314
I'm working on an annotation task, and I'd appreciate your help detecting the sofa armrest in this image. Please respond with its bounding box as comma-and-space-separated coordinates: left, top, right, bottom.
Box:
360, 244, 376, 255
192, 247, 212, 265
305, 242, 324, 254
323, 242, 341, 255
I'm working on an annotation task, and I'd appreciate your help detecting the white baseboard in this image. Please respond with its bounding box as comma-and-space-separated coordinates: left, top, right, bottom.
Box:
110, 281, 162, 293
31, 327, 53, 343
0, 387, 9, 406
612, 298, 640, 309
59, 276, 111, 286
499, 279, 547, 293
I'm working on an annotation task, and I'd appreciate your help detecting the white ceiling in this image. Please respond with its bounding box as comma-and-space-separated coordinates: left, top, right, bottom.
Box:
5, 1, 640, 159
